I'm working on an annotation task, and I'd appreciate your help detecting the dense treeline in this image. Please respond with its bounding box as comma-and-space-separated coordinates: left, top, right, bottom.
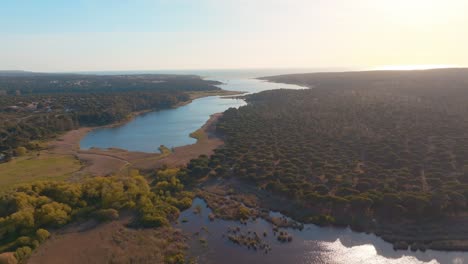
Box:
0, 73, 221, 94
0, 73, 221, 160
0, 168, 192, 263
186, 69, 468, 230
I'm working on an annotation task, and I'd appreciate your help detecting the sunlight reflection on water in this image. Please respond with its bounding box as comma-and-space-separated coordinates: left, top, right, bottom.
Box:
179, 198, 468, 264
308, 239, 439, 264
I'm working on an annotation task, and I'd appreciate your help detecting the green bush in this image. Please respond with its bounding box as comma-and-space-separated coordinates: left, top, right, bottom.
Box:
14, 247, 31, 262
14, 237, 31, 248
93, 209, 119, 222
139, 214, 169, 228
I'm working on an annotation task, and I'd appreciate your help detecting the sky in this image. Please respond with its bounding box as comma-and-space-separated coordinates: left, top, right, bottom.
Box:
1, 0, 467, 72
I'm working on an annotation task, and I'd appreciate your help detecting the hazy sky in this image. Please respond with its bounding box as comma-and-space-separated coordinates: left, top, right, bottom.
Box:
1, 0, 467, 72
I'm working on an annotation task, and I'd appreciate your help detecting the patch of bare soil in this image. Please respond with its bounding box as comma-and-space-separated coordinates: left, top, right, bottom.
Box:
0, 252, 17, 264
47, 127, 92, 155
28, 215, 186, 264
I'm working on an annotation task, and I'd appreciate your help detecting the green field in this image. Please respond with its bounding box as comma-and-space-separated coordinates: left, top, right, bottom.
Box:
0, 154, 81, 192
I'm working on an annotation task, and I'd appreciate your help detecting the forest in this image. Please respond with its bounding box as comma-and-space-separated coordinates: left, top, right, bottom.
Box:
184, 69, 468, 233
0, 73, 221, 160
0, 72, 221, 94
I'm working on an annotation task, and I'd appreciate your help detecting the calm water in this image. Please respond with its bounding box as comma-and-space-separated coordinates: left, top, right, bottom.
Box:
80, 75, 306, 152
178, 198, 467, 264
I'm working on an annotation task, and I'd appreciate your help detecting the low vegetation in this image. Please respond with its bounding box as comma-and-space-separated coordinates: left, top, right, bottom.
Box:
0, 168, 193, 263
0, 154, 81, 193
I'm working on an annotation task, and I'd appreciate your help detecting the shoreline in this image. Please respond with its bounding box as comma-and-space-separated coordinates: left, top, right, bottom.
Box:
46, 90, 234, 177
84, 89, 245, 132
51, 88, 243, 152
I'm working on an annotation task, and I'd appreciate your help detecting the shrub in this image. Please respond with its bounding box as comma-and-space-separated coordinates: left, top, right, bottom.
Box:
139, 214, 169, 228
14, 246, 32, 262
14, 147, 27, 157
35, 229, 50, 243
93, 209, 119, 222
237, 206, 250, 219
14, 237, 31, 248
308, 214, 336, 226
165, 253, 185, 264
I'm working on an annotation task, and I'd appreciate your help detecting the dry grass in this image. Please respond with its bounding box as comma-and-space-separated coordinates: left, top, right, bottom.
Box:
28, 215, 186, 264
0, 153, 81, 192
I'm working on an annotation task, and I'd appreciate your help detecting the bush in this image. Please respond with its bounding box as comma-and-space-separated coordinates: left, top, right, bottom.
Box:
174, 197, 193, 210
14, 247, 31, 262
93, 209, 119, 222
139, 214, 169, 228
308, 214, 336, 226
35, 229, 50, 243
14, 147, 27, 157
36, 202, 72, 227
237, 206, 250, 219
14, 237, 31, 248
165, 253, 185, 264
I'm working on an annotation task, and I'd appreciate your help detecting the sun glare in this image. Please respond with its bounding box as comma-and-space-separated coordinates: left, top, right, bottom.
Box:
378, 0, 450, 26
374, 64, 459, 71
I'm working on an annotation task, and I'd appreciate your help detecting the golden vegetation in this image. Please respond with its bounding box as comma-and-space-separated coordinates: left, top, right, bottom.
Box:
0, 168, 193, 263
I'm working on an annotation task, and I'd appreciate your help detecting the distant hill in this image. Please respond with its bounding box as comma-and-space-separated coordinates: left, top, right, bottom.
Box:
260, 68, 468, 99
0, 71, 221, 94
0, 70, 44, 77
